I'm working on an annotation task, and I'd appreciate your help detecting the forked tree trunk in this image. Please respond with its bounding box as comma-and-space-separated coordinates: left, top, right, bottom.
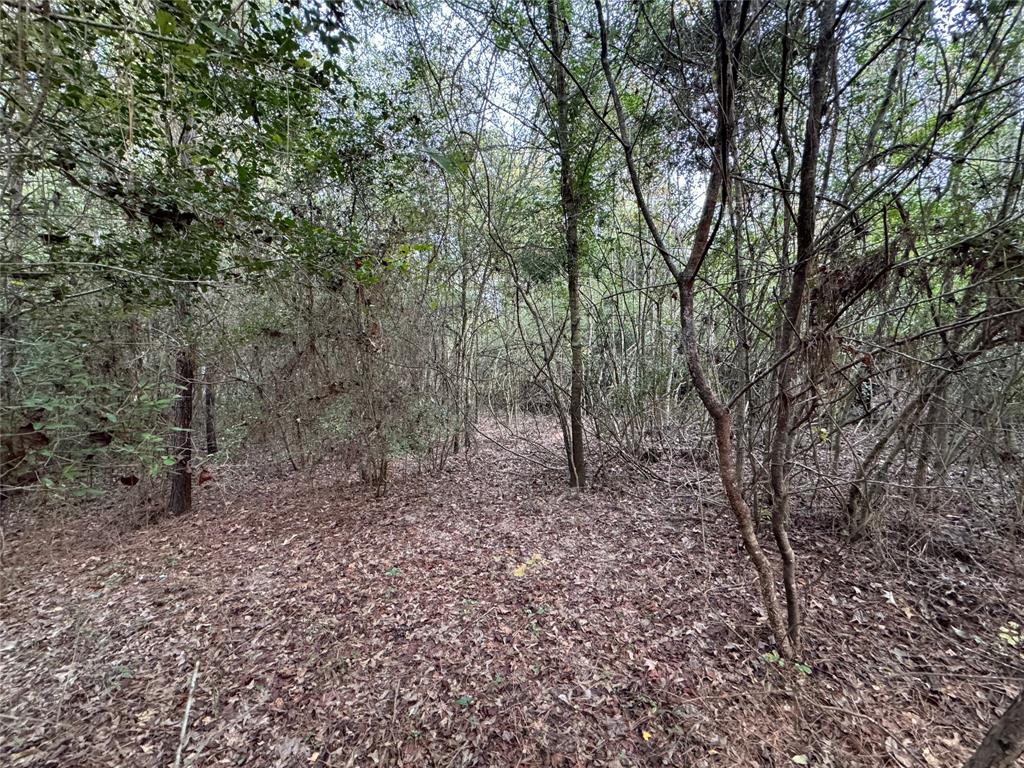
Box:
964, 690, 1024, 768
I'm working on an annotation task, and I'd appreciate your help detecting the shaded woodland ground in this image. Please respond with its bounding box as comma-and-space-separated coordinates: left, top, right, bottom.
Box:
2, 421, 1021, 767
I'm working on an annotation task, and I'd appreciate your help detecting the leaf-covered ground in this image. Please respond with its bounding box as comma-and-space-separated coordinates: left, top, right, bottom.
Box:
2, 424, 1022, 767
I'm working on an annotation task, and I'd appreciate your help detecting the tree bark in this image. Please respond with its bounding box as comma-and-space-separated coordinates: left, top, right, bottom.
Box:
965, 690, 1024, 768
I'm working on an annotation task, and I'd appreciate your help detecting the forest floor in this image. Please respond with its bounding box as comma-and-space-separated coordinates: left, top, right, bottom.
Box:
1, 421, 1022, 768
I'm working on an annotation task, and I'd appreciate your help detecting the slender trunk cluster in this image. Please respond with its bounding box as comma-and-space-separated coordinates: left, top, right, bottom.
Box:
594, 0, 798, 657
1, 8, 31, 506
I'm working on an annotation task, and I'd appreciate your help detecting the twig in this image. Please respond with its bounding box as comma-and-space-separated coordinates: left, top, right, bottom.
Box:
174, 661, 201, 768
811, 700, 928, 766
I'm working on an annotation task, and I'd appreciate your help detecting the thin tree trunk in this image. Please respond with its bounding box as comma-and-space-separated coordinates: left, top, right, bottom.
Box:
546, 0, 585, 489
766, 0, 837, 653
729, 180, 751, 492
964, 689, 1024, 768
1, 18, 31, 503
204, 367, 218, 455
0, 149, 24, 503
167, 295, 195, 516
912, 397, 940, 498
594, 0, 793, 657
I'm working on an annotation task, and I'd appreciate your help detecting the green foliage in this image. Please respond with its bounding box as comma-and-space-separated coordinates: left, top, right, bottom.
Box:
9, 324, 173, 494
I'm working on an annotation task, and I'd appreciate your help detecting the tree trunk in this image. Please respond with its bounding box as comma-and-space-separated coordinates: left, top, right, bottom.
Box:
167, 297, 195, 517
595, 0, 793, 657
728, 179, 752, 493
0, 150, 24, 503
1, 50, 28, 503
912, 397, 941, 500
546, 0, 586, 489
964, 690, 1024, 768
765, 0, 837, 653
204, 367, 218, 455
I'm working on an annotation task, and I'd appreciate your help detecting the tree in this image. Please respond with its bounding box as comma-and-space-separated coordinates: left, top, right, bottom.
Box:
543, 0, 587, 488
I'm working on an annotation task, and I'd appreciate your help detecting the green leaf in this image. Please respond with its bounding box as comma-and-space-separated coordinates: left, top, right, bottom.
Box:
238, 164, 256, 186
155, 9, 176, 35
456, 695, 473, 707
791, 756, 809, 766
422, 147, 471, 176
